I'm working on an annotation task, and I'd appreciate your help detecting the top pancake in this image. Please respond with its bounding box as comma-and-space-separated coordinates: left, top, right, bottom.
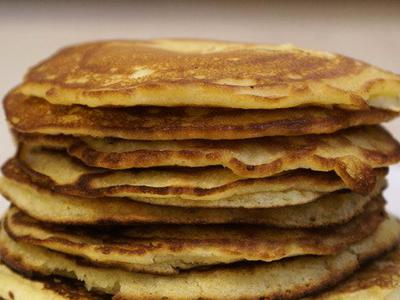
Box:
18, 39, 400, 110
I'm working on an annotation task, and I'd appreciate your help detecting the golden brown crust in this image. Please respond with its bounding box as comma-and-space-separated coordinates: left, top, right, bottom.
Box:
0, 261, 110, 300
1, 215, 399, 300
3, 203, 385, 275
18, 39, 400, 110
5, 92, 398, 140
7, 148, 389, 210
0, 166, 382, 227
305, 246, 400, 299
14, 125, 400, 196
7, 153, 353, 208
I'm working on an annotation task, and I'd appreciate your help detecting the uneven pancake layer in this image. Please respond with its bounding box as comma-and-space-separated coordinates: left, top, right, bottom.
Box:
11, 146, 387, 207
15, 125, 400, 196
18, 39, 400, 110
0, 261, 109, 300
3, 246, 400, 300
6, 93, 399, 140
1, 216, 399, 300
12, 146, 351, 205
0, 170, 383, 227
4, 204, 384, 275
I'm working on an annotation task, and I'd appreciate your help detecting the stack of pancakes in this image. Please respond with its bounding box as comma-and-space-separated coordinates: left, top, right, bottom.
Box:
1, 39, 400, 299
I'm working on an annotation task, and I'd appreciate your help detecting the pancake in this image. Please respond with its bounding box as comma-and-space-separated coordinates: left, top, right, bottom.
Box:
3, 160, 338, 208
17, 127, 400, 176
10, 152, 387, 209
14, 126, 400, 193
0, 261, 109, 300
304, 246, 400, 300
18, 39, 400, 110
2, 246, 400, 300
0, 170, 382, 227
5, 158, 348, 209
1, 215, 399, 300
4, 203, 384, 275
11, 147, 387, 208
6, 92, 398, 140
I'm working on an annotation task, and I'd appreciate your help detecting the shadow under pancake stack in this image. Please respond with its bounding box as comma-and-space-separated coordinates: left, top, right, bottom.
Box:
1, 39, 400, 299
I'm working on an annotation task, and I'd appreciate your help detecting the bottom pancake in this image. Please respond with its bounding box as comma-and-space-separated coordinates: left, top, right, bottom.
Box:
3, 202, 384, 275
0, 175, 383, 227
1, 216, 399, 300
0, 261, 109, 300
3, 243, 400, 300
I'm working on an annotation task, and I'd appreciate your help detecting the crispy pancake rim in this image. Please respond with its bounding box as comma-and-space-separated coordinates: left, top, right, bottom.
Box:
7, 155, 349, 208
0, 261, 110, 300
6, 92, 399, 140
0, 168, 385, 227
3, 203, 385, 275
10, 144, 390, 207
14, 125, 400, 196
1, 215, 399, 300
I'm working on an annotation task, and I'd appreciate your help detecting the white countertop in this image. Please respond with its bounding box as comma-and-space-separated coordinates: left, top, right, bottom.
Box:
0, 0, 399, 215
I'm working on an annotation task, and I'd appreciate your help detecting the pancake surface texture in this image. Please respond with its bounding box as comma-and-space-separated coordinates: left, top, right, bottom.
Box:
4, 204, 384, 274
7, 93, 398, 140
15, 126, 400, 196
305, 246, 400, 299
19, 39, 400, 110
1, 215, 399, 300
0, 261, 109, 300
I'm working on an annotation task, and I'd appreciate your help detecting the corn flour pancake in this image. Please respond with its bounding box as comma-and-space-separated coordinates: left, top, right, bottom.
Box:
0, 261, 109, 300
6, 93, 399, 141
1, 159, 347, 209
1, 216, 399, 300
3, 204, 384, 275
9, 146, 388, 208
0, 171, 384, 227
304, 245, 400, 300
2, 151, 386, 208
18, 39, 400, 110
16, 126, 400, 175
2, 246, 400, 300
15, 125, 400, 196
9, 147, 350, 208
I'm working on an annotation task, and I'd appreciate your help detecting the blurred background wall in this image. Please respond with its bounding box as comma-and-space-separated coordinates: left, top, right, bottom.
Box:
0, 0, 399, 213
